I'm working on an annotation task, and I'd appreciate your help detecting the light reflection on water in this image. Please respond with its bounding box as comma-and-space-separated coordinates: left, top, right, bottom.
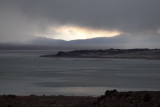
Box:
0, 50, 160, 96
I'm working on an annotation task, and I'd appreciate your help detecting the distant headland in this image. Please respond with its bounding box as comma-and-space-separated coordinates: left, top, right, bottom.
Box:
40, 48, 160, 59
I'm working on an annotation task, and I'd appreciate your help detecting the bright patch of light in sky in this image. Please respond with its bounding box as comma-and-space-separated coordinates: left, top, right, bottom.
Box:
35, 25, 121, 41
158, 29, 160, 34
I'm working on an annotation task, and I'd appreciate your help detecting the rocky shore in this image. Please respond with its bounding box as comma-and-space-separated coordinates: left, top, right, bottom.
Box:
1, 90, 160, 107
41, 49, 160, 59
94, 90, 160, 107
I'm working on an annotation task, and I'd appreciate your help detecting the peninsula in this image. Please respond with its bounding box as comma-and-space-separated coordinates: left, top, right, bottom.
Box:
41, 49, 160, 59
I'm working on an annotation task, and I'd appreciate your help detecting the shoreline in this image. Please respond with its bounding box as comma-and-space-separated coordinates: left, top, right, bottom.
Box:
1, 90, 160, 107
40, 49, 160, 60
41, 55, 160, 60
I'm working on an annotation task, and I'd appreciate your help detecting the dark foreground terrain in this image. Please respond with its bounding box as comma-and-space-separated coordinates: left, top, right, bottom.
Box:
1, 90, 160, 107
94, 90, 160, 107
0, 95, 96, 107
41, 49, 160, 59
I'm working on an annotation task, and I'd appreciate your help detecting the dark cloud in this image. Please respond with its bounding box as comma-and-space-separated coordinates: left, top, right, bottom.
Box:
0, 0, 160, 45
15, 0, 160, 32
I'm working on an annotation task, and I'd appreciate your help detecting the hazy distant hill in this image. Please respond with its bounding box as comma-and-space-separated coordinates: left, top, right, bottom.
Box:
0, 35, 159, 50
29, 37, 66, 45
29, 35, 129, 45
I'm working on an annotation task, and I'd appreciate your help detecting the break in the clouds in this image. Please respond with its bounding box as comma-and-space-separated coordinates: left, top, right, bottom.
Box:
35, 25, 121, 41
0, 0, 160, 44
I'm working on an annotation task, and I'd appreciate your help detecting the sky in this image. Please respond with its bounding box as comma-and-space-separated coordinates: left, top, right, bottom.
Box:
0, 0, 160, 46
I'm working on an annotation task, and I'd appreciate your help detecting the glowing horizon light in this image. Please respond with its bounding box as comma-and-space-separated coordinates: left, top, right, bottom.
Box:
158, 29, 160, 34
35, 25, 122, 41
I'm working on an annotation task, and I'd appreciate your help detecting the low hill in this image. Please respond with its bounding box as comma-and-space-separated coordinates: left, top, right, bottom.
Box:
41, 49, 160, 59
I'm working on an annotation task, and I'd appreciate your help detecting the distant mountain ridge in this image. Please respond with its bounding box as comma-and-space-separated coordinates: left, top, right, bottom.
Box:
29, 35, 129, 45
0, 35, 160, 50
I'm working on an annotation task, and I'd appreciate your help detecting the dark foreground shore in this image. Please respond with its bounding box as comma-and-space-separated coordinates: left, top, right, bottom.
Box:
1, 90, 160, 107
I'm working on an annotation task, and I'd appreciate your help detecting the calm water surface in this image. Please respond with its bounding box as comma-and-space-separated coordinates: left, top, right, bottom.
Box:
0, 50, 160, 96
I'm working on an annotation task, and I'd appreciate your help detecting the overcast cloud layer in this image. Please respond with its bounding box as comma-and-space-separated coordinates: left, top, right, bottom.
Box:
0, 0, 160, 46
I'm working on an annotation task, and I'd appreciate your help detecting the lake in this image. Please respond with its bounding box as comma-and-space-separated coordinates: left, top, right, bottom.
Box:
0, 50, 160, 96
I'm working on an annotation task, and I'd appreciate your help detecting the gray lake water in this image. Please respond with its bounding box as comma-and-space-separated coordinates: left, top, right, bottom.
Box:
0, 50, 160, 96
